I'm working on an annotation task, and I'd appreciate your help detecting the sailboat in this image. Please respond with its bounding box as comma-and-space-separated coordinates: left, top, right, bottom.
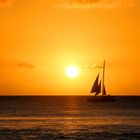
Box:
87, 61, 115, 102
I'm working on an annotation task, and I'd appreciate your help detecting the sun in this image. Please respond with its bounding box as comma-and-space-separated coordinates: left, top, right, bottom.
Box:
66, 66, 79, 78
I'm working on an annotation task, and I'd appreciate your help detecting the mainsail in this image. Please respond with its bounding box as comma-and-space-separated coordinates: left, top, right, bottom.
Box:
90, 74, 101, 96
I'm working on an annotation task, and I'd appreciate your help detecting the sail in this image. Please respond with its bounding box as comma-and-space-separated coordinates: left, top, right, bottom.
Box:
102, 85, 106, 95
90, 74, 101, 95
95, 81, 101, 96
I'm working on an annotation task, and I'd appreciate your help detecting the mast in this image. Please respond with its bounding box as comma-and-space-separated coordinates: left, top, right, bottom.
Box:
102, 60, 105, 96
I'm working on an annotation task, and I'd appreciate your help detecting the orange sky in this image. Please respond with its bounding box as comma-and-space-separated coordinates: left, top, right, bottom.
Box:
0, 0, 140, 95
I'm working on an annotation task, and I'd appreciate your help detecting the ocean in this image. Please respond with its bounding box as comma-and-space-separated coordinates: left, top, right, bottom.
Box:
0, 96, 140, 140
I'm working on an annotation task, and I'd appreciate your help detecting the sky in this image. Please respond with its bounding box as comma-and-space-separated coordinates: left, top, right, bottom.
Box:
0, 0, 140, 95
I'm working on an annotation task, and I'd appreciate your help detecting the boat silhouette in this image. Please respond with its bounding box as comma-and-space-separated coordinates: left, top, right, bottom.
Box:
87, 61, 115, 102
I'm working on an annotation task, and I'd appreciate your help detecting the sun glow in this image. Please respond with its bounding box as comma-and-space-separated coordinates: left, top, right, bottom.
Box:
66, 66, 79, 78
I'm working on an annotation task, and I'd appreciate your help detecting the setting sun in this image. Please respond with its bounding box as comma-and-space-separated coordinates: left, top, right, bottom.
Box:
66, 66, 79, 78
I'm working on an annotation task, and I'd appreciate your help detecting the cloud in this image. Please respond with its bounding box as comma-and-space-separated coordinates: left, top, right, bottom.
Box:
55, 0, 134, 9
0, 0, 13, 7
83, 64, 103, 70
0, 58, 48, 70
17, 62, 36, 69
17, 62, 48, 70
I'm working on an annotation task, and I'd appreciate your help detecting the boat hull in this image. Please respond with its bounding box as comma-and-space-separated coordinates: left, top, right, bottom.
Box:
87, 95, 115, 102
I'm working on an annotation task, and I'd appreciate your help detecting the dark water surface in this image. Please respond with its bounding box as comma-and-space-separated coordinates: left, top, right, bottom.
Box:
0, 96, 140, 139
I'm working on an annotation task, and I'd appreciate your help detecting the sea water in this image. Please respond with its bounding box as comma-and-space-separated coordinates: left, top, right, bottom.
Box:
0, 96, 140, 139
